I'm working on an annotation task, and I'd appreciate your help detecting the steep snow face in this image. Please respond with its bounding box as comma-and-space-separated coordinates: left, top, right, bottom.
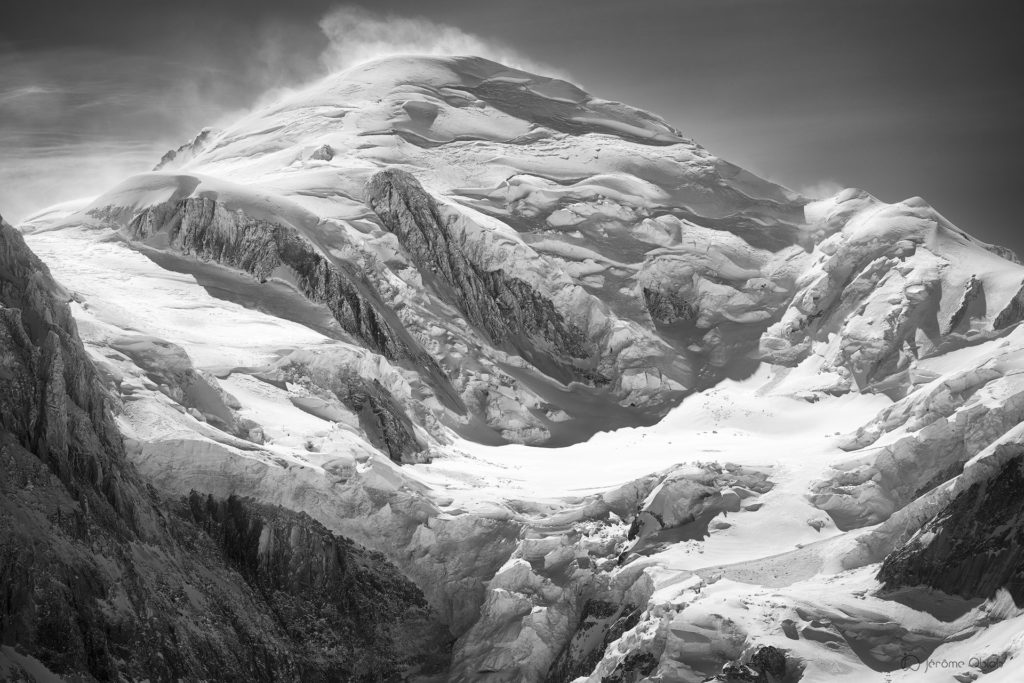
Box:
16, 55, 1024, 682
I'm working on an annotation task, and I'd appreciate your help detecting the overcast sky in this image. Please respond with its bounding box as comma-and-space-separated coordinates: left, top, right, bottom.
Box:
1, 0, 1021, 252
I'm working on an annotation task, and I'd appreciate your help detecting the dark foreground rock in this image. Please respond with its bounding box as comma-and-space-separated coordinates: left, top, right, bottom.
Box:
878, 451, 1024, 605
544, 600, 644, 683
0, 213, 449, 681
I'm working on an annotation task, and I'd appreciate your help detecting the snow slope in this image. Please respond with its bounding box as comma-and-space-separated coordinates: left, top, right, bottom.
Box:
16, 55, 1024, 681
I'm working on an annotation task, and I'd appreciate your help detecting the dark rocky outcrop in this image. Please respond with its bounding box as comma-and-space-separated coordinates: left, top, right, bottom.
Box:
878, 452, 1024, 605
600, 650, 659, 683
642, 287, 696, 325
704, 645, 791, 683
544, 600, 643, 683
1, 213, 132, 526
278, 359, 424, 463
126, 197, 407, 360
946, 275, 986, 334
153, 128, 218, 171
179, 493, 450, 677
993, 280, 1024, 330
310, 144, 335, 161
0, 213, 448, 680
343, 379, 424, 463
366, 168, 601, 383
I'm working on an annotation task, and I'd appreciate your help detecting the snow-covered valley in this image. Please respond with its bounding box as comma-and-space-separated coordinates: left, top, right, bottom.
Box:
4, 54, 1024, 682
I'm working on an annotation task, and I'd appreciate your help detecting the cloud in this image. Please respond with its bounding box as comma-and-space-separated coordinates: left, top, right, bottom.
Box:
317, 5, 559, 76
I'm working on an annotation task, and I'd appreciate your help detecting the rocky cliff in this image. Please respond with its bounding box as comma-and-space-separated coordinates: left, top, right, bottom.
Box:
0, 212, 448, 681
124, 194, 426, 367
878, 450, 1024, 604
367, 168, 600, 384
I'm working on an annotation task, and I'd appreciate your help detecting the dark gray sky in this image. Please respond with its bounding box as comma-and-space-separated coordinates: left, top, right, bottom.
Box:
1, 0, 1021, 252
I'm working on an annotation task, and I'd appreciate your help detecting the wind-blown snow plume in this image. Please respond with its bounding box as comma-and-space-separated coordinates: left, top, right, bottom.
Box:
0, 48, 229, 223
0, 6, 568, 224
797, 179, 845, 199
317, 5, 559, 76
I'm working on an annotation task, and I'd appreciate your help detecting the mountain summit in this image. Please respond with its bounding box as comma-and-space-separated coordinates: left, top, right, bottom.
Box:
8, 55, 1024, 680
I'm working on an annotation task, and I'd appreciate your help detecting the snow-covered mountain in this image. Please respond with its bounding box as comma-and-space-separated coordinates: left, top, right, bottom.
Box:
6, 55, 1024, 681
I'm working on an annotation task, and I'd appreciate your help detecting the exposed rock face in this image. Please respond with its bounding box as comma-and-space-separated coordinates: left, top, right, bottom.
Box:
127, 429, 525, 641
367, 169, 599, 382
310, 143, 335, 161
544, 598, 646, 682
0, 213, 447, 680
642, 286, 696, 325
154, 127, 218, 171
125, 196, 413, 363
364, 167, 692, 415
180, 492, 450, 677
0, 213, 131, 525
947, 274, 986, 334
336, 380, 423, 462
878, 452, 1024, 605
276, 355, 424, 462
706, 645, 790, 682
994, 280, 1024, 329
